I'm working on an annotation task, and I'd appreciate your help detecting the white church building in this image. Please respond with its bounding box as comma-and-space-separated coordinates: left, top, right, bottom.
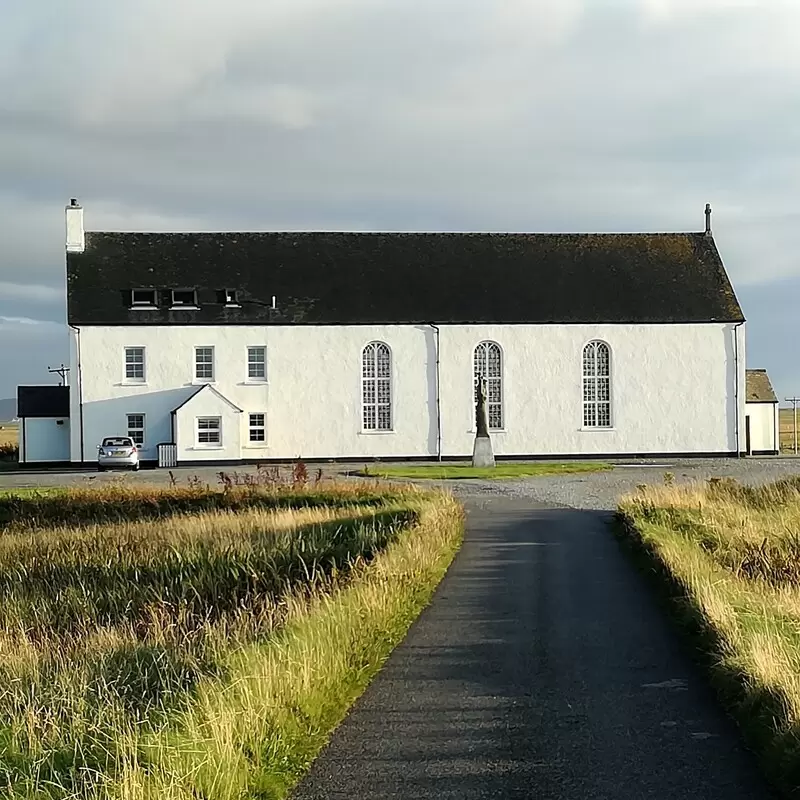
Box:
20, 200, 761, 466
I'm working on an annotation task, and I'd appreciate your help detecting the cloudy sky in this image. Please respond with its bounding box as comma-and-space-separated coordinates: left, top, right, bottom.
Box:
0, 0, 798, 402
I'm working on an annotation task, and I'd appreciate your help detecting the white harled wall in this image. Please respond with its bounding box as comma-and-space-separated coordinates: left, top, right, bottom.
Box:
68, 322, 746, 463
745, 402, 779, 454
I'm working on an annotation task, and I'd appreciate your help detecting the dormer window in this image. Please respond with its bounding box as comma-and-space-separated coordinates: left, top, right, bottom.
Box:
131, 289, 156, 308
170, 289, 198, 308
218, 289, 240, 306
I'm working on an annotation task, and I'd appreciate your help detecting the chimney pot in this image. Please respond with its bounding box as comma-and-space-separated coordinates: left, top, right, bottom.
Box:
65, 199, 85, 253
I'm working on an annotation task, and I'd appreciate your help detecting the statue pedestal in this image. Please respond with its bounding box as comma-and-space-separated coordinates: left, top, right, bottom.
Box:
472, 435, 495, 468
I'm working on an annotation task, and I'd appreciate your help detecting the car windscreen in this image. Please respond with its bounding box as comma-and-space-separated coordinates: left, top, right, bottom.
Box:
102, 438, 133, 447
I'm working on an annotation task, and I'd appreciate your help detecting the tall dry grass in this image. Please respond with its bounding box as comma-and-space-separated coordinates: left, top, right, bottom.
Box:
0, 483, 463, 799
619, 475, 800, 796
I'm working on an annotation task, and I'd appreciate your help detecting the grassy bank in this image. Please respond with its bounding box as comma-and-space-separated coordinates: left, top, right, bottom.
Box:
0, 483, 463, 798
359, 461, 613, 480
0, 480, 410, 527
618, 476, 800, 797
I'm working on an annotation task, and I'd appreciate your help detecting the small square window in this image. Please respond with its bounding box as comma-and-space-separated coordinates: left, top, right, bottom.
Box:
131, 289, 156, 307
124, 347, 145, 382
197, 416, 221, 445
195, 347, 214, 381
127, 414, 145, 446
171, 289, 197, 307
249, 413, 266, 443
247, 346, 266, 381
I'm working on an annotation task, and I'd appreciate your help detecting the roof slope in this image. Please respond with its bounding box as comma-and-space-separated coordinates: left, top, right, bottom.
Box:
67, 231, 744, 326
17, 386, 70, 418
746, 369, 778, 403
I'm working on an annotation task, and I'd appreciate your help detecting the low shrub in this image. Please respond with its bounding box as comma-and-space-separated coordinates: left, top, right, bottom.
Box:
0, 442, 18, 462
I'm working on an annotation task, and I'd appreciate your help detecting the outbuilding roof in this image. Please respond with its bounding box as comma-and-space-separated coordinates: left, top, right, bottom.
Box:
67, 229, 745, 326
746, 369, 778, 403
17, 385, 70, 418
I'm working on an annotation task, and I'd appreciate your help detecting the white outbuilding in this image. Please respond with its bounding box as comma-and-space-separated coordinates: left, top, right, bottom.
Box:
16, 385, 71, 465
744, 369, 780, 455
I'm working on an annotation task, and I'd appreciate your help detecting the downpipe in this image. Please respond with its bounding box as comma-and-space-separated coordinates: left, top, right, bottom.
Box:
429, 323, 442, 461
733, 321, 744, 458
68, 324, 85, 463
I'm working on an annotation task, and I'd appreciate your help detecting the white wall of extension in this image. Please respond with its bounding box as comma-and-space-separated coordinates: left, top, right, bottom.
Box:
20, 417, 71, 463
745, 401, 779, 454
67, 322, 746, 463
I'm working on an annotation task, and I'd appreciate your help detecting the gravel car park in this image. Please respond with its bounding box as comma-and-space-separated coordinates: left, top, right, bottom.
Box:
0, 457, 799, 508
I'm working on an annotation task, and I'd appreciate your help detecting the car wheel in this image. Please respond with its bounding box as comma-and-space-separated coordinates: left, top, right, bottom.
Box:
132, 463, 140, 471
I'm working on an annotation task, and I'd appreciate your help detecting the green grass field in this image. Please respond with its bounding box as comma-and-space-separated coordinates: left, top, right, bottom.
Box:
0, 481, 463, 799
0, 423, 18, 446
619, 477, 800, 796
359, 462, 612, 480
781, 408, 799, 452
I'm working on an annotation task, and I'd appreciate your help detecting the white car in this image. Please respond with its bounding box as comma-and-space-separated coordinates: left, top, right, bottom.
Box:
97, 436, 140, 471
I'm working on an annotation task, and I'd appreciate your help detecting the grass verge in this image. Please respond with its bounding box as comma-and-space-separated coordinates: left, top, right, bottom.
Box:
358, 461, 613, 480
617, 476, 800, 798
0, 483, 463, 799
0, 480, 411, 528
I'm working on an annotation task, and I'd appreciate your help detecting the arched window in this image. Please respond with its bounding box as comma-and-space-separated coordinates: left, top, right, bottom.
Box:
583, 341, 611, 428
362, 342, 392, 431
473, 341, 503, 430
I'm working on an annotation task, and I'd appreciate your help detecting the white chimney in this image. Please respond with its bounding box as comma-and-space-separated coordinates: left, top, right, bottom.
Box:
65, 198, 85, 253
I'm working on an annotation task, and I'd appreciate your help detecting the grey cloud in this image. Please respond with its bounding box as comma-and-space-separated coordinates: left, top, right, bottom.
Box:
0, 0, 798, 396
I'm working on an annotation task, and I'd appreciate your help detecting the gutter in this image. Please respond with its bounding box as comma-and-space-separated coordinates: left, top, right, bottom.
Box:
733, 321, 744, 457
68, 324, 85, 463
429, 323, 442, 461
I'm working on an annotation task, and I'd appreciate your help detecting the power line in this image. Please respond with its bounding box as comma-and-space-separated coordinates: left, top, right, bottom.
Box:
785, 397, 800, 455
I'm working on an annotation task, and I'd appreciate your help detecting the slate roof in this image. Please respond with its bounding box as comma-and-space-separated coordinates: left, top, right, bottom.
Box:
17, 386, 70, 418
67, 230, 745, 326
746, 370, 778, 403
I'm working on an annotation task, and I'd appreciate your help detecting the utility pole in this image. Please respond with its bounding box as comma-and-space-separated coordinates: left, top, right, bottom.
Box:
48, 364, 70, 387
786, 397, 800, 455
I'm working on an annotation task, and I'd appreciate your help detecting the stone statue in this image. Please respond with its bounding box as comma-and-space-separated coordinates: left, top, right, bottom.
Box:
472, 374, 495, 468
475, 375, 489, 438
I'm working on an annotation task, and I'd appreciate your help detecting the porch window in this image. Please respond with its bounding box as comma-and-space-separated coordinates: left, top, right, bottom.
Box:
197, 416, 221, 445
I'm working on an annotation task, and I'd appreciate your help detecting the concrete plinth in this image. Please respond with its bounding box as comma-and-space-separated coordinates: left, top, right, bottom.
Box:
472, 435, 495, 468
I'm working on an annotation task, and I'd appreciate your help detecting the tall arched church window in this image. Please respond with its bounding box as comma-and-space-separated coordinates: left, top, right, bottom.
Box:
473, 341, 503, 430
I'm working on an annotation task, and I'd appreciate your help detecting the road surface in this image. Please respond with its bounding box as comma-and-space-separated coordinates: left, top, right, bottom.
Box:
292, 497, 775, 799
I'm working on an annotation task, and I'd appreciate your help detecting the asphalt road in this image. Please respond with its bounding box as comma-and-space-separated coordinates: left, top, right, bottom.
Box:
291, 497, 776, 799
